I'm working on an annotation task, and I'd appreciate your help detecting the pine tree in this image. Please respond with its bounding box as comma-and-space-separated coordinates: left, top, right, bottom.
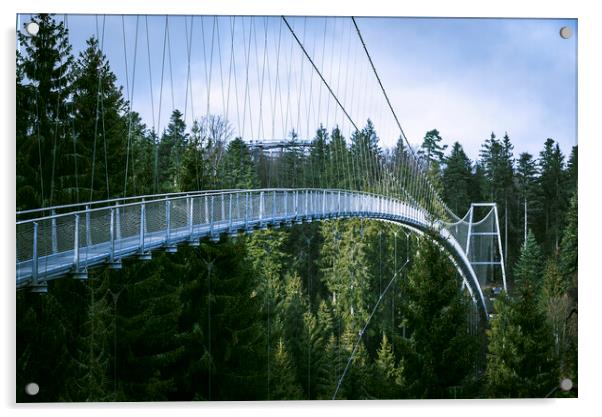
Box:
115, 256, 185, 401
372, 333, 403, 398
442, 142, 473, 215
399, 235, 479, 398
180, 120, 206, 191
16, 55, 40, 209
70, 37, 128, 201
418, 129, 447, 166
157, 110, 188, 192
279, 272, 310, 397
557, 193, 578, 389
269, 338, 304, 400
219, 137, 258, 189
63, 276, 115, 401
486, 231, 557, 397
417, 129, 446, 198
327, 126, 351, 189
540, 258, 571, 364
515, 152, 539, 243
278, 129, 304, 188
306, 125, 329, 187
565, 146, 577, 198
17, 13, 74, 207
484, 292, 523, 396
537, 138, 567, 253
350, 120, 383, 191
559, 194, 577, 288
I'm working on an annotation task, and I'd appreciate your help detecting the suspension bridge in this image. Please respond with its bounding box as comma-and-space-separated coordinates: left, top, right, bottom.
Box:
15, 14, 506, 320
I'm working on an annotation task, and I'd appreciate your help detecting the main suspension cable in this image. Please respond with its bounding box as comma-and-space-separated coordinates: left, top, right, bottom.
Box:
282, 16, 359, 133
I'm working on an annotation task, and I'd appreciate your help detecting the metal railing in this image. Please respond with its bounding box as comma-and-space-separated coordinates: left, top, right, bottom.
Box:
16, 188, 427, 286
15, 187, 489, 318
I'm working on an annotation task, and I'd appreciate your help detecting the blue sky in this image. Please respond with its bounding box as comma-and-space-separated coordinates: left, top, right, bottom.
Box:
17, 14, 577, 161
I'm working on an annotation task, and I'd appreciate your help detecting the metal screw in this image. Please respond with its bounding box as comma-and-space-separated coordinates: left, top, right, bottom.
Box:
559, 26, 572, 39
25, 382, 39, 396
25, 22, 39, 37
560, 378, 573, 392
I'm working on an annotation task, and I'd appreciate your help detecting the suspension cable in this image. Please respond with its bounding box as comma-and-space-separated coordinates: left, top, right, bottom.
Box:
332, 257, 411, 400
351, 17, 415, 158
282, 16, 359, 132
123, 15, 140, 197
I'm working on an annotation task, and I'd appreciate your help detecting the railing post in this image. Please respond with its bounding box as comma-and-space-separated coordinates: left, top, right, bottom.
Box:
51, 209, 57, 254
32, 222, 38, 285
229, 193, 233, 230
188, 196, 193, 237
204, 195, 209, 225
115, 202, 121, 240
273, 190, 277, 219
245, 192, 249, 229
294, 190, 298, 219
73, 214, 80, 274
110, 208, 115, 263
85, 204, 91, 247
322, 190, 326, 217
165, 200, 171, 243
338, 191, 341, 216
140, 203, 146, 253
221, 193, 225, 221
210, 195, 215, 237
260, 191, 265, 222
305, 190, 309, 217
284, 190, 288, 221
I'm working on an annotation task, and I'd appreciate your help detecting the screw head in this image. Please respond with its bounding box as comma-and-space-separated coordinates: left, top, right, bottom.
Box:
560, 378, 573, 391
25, 382, 39, 396
559, 26, 572, 39
25, 22, 39, 37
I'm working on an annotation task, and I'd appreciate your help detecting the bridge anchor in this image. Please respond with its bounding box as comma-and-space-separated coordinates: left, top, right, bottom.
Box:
71, 271, 88, 280
138, 252, 152, 261
29, 281, 48, 293
108, 259, 122, 270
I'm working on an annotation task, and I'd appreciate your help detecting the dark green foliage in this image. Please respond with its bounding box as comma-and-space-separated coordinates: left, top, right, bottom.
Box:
157, 110, 188, 192
269, 338, 304, 400
559, 193, 577, 288
418, 129, 447, 166
17, 14, 74, 208
537, 138, 567, 253
372, 333, 403, 398
219, 137, 258, 189
442, 142, 473, 215
485, 232, 557, 397
70, 37, 129, 201
399, 236, 479, 399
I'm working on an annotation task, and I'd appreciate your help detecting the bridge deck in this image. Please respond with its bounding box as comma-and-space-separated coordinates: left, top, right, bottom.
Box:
16, 188, 491, 317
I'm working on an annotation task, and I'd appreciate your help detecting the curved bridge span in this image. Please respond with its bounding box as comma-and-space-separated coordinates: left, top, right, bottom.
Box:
16, 188, 490, 318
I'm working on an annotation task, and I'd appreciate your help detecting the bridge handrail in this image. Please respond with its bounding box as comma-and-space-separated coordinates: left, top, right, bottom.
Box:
16, 188, 424, 225
16, 188, 248, 218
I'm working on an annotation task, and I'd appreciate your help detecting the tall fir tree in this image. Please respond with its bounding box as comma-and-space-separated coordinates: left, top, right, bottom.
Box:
157, 110, 188, 192
537, 138, 567, 253
399, 235, 479, 398
486, 231, 557, 397
442, 142, 473, 215
17, 13, 74, 207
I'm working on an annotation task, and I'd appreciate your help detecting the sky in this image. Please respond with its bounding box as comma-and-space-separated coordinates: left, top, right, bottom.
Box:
17, 14, 577, 161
